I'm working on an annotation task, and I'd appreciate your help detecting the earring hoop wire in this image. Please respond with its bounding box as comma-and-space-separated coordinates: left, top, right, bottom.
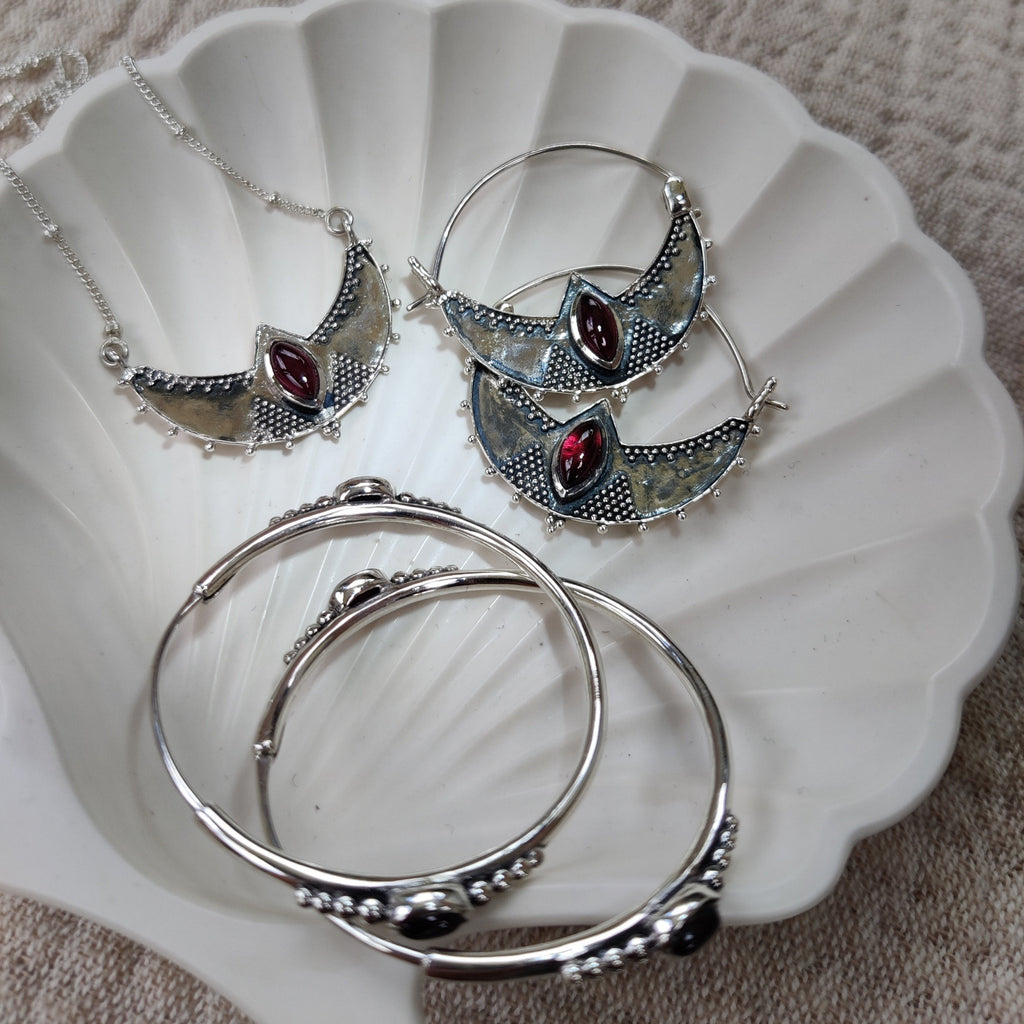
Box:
408, 142, 674, 312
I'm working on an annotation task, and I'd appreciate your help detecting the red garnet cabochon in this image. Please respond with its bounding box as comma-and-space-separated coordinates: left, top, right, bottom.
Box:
555, 420, 605, 496
269, 340, 320, 404
573, 293, 621, 365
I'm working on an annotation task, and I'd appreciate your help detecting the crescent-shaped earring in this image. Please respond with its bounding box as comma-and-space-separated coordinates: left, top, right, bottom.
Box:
408, 143, 786, 532
0, 57, 399, 455
468, 351, 779, 533
408, 143, 708, 396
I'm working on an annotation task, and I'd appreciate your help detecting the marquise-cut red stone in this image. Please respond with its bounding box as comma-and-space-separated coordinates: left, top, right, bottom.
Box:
555, 420, 605, 496
573, 293, 621, 366
269, 340, 320, 404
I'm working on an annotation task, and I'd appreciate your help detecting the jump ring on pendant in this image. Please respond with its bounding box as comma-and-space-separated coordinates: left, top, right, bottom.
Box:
323, 206, 355, 239
99, 334, 128, 367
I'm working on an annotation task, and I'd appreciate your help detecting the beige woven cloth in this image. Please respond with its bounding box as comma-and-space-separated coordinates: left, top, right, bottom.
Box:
1, 0, 1022, 1020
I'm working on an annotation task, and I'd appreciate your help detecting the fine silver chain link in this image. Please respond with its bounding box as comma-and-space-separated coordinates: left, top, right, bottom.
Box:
0, 55, 345, 369
0, 157, 127, 363
120, 56, 326, 222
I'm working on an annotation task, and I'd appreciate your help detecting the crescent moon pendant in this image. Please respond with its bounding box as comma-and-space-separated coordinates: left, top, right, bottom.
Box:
471, 367, 771, 527
438, 183, 705, 393
121, 240, 391, 451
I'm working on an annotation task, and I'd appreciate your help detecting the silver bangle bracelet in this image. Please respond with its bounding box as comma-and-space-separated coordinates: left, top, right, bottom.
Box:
256, 567, 734, 982
150, 478, 605, 939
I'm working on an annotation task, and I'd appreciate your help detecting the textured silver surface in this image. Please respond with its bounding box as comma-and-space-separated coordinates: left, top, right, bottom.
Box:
441, 211, 704, 392
470, 367, 755, 527
126, 241, 391, 450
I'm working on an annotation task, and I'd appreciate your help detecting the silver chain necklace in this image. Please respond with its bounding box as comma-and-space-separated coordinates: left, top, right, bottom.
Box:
0, 56, 395, 454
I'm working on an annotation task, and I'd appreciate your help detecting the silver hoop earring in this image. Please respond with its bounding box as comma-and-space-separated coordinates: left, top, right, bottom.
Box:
408, 143, 785, 531
409, 143, 709, 394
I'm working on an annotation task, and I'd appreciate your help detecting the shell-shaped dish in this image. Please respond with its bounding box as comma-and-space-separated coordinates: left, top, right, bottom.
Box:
0, 0, 1020, 1021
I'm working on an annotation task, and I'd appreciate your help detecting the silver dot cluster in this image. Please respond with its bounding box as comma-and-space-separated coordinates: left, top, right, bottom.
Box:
283, 565, 461, 665
128, 366, 254, 394
294, 887, 388, 924
268, 493, 340, 527
498, 444, 551, 506
251, 394, 313, 442
266, 486, 461, 529
573, 472, 637, 523
624, 316, 676, 376
446, 294, 556, 337
464, 847, 544, 906
387, 565, 460, 586
700, 812, 739, 892
283, 602, 342, 666
306, 245, 366, 345
543, 344, 605, 391
291, 848, 544, 925
559, 813, 738, 982
494, 379, 559, 431
328, 350, 374, 405
618, 217, 690, 306
393, 491, 463, 515
622, 419, 746, 465
559, 935, 654, 983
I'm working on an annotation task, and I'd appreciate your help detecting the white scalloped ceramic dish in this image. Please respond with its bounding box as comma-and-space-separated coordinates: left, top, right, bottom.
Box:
0, 0, 1021, 1020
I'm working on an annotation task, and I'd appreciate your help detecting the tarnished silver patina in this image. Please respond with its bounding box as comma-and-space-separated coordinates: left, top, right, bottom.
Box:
406, 142, 785, 530
0, 58, 396, 454
409, 144, 706, 393
122, 233, 392, 452
471, 365, 778, 530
